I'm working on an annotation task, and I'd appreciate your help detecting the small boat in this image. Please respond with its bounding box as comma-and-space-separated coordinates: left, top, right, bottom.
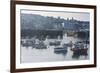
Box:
21, 39, 35, 48
35, 41, 47, 49
63, 43, 72, 48
71, 45, 88, 58
35, 44, 47, 49
71, 48, 88, 59
54, 50, 67, 55
54, 47, 67, 51
22, 42, 32, 47
70, 40, 88, 59
49, 41, 60, 46
54, 47, 67, 55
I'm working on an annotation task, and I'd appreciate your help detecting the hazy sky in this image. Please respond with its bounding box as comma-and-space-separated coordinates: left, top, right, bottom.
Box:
21, 9, 90, 21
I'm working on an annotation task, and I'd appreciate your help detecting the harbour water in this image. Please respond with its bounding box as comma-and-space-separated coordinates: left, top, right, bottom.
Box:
21, 33, 89, 63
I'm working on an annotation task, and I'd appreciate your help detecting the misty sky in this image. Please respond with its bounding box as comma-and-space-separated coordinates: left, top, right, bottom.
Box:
21, 9, 90, 21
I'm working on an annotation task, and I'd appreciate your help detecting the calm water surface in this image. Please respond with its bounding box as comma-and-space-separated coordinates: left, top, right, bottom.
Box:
21, 35, 89, 63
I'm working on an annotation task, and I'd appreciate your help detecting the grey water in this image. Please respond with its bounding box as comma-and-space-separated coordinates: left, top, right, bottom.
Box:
20, 34, 89, 63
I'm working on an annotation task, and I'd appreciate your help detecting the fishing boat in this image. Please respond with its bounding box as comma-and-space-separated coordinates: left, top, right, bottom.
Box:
49, 41, 61, 46
70, 41, 88, 58
54, 45, 68, 56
